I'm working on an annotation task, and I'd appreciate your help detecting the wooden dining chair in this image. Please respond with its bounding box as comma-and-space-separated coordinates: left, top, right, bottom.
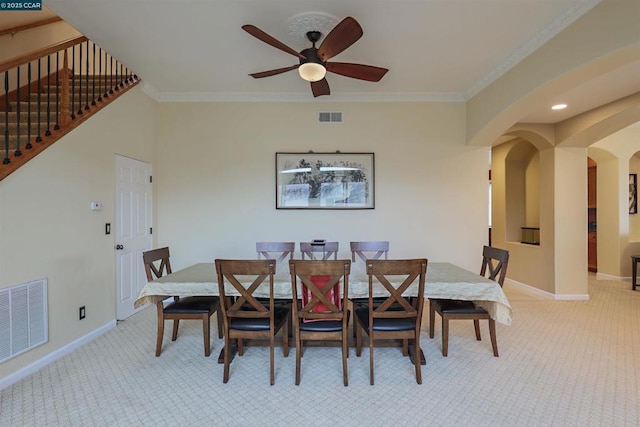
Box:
349, 241, 390, 337
355, 258, 427, 385
142, 247, 221, 357
429, 245, 510, 357
299, 241, 339, 260
289, 259, 351, 386
215, 259, 290, 385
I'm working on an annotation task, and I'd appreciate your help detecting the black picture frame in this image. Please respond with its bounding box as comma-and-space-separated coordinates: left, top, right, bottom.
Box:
275, 152, 375, 210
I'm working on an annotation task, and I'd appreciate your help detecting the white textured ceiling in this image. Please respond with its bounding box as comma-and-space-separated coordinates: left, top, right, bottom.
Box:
15, 1, 640, 123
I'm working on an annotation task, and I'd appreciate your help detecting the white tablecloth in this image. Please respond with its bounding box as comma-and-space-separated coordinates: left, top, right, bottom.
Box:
134, 262, 512, 325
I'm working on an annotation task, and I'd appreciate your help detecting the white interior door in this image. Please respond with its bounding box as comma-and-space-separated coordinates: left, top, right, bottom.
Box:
115, 155, 152, 320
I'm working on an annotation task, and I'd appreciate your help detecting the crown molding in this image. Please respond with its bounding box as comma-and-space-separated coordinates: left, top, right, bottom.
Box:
146, 88, 465, 103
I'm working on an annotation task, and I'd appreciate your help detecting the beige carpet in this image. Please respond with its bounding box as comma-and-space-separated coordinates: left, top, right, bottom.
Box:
1, 274, 639, 426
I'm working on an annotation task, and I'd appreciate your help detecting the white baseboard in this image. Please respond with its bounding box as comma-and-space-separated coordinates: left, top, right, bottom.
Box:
0, 320, 116, 391
595, 272, 626, 281
505, 278, 590, 300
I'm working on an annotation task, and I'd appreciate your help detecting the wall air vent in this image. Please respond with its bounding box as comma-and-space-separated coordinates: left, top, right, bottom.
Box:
318, 111, 343, 123
0, 279, 48, 363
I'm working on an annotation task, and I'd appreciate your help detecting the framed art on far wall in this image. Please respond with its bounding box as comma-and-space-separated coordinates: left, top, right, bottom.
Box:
275, 152, 374, 209
630, 173, 637, 214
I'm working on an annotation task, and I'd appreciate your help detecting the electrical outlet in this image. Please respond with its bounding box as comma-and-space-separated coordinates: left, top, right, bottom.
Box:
79, 306, 86, 320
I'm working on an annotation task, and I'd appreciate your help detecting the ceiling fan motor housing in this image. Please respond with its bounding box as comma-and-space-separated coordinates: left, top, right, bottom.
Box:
299, 47, 325, 67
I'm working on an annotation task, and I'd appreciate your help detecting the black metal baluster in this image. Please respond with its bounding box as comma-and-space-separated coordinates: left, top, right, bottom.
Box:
109, 56, 114, 95
45, 54, 51, 136
54, 51, 60, 130
97, 47, 103, 102
14, 67, 21, 156
84, 40, 90, 111
3, 71, 10, 164
103, 50, 109, 99
26, 63, 32, 149
91, 43, 96, 106
36, 58, 42, 143
77, 43, 83, 116
71, 45, 76, 120
115, 62, 120, 90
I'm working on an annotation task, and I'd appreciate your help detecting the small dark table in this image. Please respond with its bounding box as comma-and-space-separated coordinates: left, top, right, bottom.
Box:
632, 255, 640, 291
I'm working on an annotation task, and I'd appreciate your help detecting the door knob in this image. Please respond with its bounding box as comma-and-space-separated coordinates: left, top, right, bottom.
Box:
115, 244, 124, 250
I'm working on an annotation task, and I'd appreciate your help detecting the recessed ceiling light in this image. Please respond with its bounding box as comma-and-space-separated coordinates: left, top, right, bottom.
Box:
552, 103, 567, 110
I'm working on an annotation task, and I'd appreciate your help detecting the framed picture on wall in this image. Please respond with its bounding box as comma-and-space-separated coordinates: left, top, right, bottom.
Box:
630, 173, 637, 214
275, 152, 375, 209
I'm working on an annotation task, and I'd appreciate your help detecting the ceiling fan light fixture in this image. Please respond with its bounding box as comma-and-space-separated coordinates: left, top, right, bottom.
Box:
298, 62, 326, 82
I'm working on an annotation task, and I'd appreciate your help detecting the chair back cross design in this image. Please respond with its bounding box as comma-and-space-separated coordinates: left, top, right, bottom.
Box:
256, 242, 295, 264
350, 241, 389, 263
480, 245, 509, 286
300, 241, 339, 260
216, 259, 275, 319
143, 247, 172, 281
368, 261, 422, 319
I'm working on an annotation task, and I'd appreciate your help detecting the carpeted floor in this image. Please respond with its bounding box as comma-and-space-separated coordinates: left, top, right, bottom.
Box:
1, 274, 639, 426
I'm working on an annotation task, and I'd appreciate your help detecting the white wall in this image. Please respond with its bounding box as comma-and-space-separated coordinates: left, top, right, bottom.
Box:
0, 87, 158, 381
155, 102, 489, 273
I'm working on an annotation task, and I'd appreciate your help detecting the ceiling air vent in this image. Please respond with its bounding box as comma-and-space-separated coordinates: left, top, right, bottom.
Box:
318, 111, 343, 123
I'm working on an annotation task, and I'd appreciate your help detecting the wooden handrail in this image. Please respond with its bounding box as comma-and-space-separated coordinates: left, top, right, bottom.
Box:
0, 36, 88, 74
0, 17, 63, 38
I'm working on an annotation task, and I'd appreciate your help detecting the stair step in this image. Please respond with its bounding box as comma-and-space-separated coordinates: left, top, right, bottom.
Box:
40, 85, 117, 94
0, 121, 41, 134
11, 100, 100, 111
0, 134, 45, 151
4, 111, 63, 122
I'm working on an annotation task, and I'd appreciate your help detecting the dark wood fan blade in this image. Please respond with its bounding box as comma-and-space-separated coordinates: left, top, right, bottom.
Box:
249, 65, 299, 78
242, 25, 306, 59
326, 62, 388, 82
317, 17, 363, 62
311, 78, 330, 97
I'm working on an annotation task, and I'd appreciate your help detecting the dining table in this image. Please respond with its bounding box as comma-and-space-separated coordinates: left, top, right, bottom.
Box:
135, 261, 512, 326
135, 261, 512, 364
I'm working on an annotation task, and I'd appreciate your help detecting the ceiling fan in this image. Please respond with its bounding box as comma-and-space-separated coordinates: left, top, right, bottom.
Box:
242, 16, 388, 97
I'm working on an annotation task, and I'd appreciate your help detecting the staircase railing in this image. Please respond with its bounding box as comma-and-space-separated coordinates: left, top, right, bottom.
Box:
0, 35, 139, 181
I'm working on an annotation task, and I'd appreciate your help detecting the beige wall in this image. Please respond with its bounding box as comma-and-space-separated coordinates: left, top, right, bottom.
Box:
0, 87, 158, 380
591, 125, 640, 276
525, 152, 540, 227
155, 102, 489, 272
631, 153, 640, 241
0, 21, 80, 63
492, 141, 555, 293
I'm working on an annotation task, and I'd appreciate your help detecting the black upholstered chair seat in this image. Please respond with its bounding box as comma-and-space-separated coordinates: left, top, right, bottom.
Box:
163, 296, 219, 314
355, 307, 416, 331
230, 306, 290, 331
299, 311, 350, 332
430, 299, 483, 315
351, 297, 386, 307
